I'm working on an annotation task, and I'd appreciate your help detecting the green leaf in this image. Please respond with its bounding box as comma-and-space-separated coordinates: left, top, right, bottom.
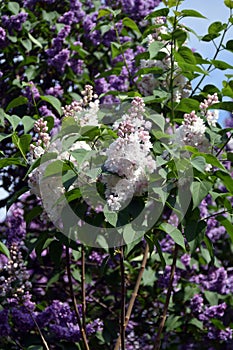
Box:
0, 157, 26, 169
28, 33, 43, 48
41, 10, 59, 22
224, 0, 233, 9
191, 156, 206, 173
22, 115, 35, 133
65, 189, 82, 203
189, 319, 203, 329
70, 149, 90, 164
159, 223, 185, 250
166, 315, 182, 331
208, 22, 226, 34
8, 1, 20, 14
195, 153, 226, 171
0, 133, 12, 142
25, 65, 38, 81
25, 206, 43, 224
227, 152, 233, 162
0, 242, 10, 259
215, 170, 233, 193
43, 160, 72, 177
203, 236, 214, 260
122, 17, 141, 35
149, 41, 165, 59
111, 42, 121, 59
184, 220, 206, 252
40, 95, 62, 116
226, 39, 233, 52
20, 38, 32, 52
5, 115, 21, 131
142, 267, 156, 287
210, 101, 233, 111
6, 96, 28, 112
97, 8, 112, 19
175, 98, 200, 113
177, 46, 196, 65
190, 181, 212, 209
201, 33, 221, 42
145, 8, 169, 20
180, 9, 206, 19
211, 59, 233, 70
147, 113, 165, 131
12, 133, 32, 161
103, 206, 118, 226
216, 216, 233, 243
153, 237, 166, 269
204, 290, 218, 305
0, 108, 6, 126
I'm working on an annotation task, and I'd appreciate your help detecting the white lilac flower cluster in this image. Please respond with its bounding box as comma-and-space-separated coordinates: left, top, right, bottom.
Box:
137, 16, 191, 102
28, 86, 99, 198
62, 84, 99, 127
30, 118, 51, 160
200, 92, 219, 127
101, 97, 156, 211
175, 110, 208, 151
175, 93, 220, 152
28, 118, 51, 196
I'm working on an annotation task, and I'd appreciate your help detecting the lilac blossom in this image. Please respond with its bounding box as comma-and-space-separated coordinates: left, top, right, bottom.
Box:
47, 48, 70, 73
45, 85, 64, 98
0, 27, 6, 46
2, 12, 28, 33
0, 309, 11, 337
175, 111, 208, 151
22, 81, 40, 103
102, 97, 156, 211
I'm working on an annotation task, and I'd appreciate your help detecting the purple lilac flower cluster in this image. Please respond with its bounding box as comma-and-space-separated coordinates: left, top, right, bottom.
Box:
0, 199, 103, 346
190, 295, 232, 341
1, 12, 28, 34
105, 0, 161, 21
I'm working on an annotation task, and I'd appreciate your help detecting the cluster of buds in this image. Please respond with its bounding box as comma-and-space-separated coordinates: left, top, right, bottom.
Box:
30, 118, 51, 160
200, 93, 219, 127
0, 243, 31, 299
62, 85, 99, 126
147, 16, 167, 43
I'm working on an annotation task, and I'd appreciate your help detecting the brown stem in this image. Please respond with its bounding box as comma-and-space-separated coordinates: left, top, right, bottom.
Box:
120, 246, 126, 350
81, 244, 87, 333
28, 308, 50, 350
215, 132, 232, 158
114, 243, 149, 350
153, 244, 179, 350
65, 246, 90, 350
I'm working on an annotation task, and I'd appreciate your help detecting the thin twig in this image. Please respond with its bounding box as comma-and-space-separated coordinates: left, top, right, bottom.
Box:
114, 243, 149, 350
120, 246, 126, 350
65, 246, 90, 350
28, 308, 50, 350
81, 244, 87, 333
201, 209, 232, 221
153, 244, 179, 350
215, 132, 232, 158
191, 12, 232, 96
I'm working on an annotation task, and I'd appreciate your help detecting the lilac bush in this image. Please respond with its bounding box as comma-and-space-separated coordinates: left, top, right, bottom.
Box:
1, 0, 233, 349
